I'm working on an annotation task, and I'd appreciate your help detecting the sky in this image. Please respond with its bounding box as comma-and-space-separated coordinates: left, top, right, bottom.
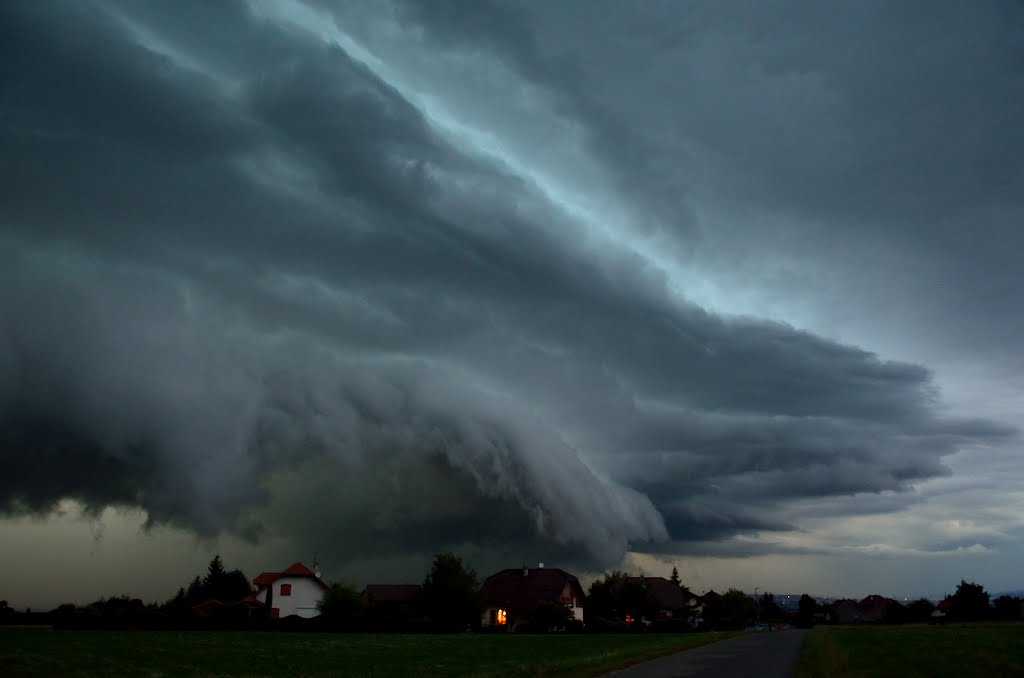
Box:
2, 0, 1023, 610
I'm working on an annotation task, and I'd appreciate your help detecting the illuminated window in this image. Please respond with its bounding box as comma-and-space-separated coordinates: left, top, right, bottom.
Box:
280, 584, 292, 596
497, 609, 507, 625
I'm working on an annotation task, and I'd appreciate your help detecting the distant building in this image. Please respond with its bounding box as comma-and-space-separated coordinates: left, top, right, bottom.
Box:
610, 576, 700, 627
826, 595, 903, 624
362, 584, 422, 629
618, 577, 683, 622
480, 566, 585, 631
248, 561, 328, 619
858, 594, 895, 623
828, 599, 861, 624
683, 590, 705, 628
362, 584, 421, 607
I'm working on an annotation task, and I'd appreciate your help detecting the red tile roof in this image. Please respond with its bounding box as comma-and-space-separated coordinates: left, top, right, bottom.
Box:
253, 572, 279, 587
253, 562, 329, 590
282, 562, 318, 577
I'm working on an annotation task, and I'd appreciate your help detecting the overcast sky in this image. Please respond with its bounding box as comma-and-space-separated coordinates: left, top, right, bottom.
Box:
2, 0, 1023, 609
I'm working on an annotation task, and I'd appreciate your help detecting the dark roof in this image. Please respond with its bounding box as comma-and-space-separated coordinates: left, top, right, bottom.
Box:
480, 568, 584, 611
858, 595, 898, 622
191, 599, 225, 616
253, 572, 278, 587
363, 584, 420, 603
253, 562, 329, 590
617, 576, 685, 610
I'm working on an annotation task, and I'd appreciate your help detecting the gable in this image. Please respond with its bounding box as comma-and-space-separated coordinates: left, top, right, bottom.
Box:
481, 568, 585, 610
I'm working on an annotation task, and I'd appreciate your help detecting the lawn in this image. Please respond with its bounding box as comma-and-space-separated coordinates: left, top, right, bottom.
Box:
798, 623, 1024, 678
0, 628, 737, 677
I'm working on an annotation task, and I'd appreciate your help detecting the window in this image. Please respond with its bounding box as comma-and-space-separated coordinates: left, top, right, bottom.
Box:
496, 608, 507, 625
280, 583, 292, 596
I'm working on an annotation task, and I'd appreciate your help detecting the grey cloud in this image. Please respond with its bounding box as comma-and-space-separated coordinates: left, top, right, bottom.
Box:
0, 0, 1019, 580
395, 0, 1024, 360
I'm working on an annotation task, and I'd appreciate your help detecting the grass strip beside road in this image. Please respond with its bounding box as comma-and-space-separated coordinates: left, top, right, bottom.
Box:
798, 623, 1024, 678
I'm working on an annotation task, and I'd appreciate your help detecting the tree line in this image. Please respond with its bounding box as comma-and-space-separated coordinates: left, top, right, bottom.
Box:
2, 555, 1021, 632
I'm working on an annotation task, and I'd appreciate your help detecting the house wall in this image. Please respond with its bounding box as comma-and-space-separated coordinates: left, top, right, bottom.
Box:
686, 600, 704, 628
255, 577, 324, 618
560, 582, 584, 621
481, 606, 505, 629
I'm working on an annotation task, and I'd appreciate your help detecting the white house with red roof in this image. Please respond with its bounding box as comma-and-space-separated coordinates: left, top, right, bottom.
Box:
246, 561, 329, 619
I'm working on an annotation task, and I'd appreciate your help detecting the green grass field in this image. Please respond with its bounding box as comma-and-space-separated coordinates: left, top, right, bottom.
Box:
798, 623, 1024, 678
0, 628, 737, 677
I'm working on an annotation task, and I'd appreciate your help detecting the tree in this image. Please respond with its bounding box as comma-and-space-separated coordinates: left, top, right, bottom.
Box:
213, 569, 252, 602
883, 600, 908, 625
184, 576, 205, 605
317, 582, 363, 629
797, 594, 817, 628
670, 567, 680, 585
204, 555, 227, 588
529, 599, 575, 632
587, 570, 627, 625
759, 592, 782, 621
164, 557, 252, 616
993, 595, 1023, 621
906, 598, 935, 623
949, 580, 990, 621
421, 553, 482, 632
718, 589, 755, 630
586, 571, 653, 627
199, 555, 251, 601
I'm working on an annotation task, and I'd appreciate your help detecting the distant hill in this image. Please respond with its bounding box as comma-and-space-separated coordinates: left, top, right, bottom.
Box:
993, 590, 1024, 599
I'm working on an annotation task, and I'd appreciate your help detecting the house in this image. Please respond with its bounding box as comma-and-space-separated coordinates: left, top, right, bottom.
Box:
929, 596, 952, 624
682, 590, 705, 629
362, 584, 422, 629
611, 576, 691, 625
248, 561, 329, 619
191, 599, 227, 617
858, 594, 899, 623
630, 577, 684, 621
190, 597, 263, 620
362, 584, 421, 607
828, 599, 861, 624
480, 566, 585, 631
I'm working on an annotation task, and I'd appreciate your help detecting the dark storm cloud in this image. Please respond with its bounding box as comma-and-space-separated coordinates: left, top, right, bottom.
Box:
0, 0, 1018, 570
394, 0, 1024, 356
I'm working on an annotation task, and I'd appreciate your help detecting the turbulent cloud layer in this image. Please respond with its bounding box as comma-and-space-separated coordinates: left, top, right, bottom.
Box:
2, 0, 1021, 577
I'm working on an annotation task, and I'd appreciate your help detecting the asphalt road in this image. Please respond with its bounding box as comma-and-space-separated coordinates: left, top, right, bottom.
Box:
603, 630, 808, 678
